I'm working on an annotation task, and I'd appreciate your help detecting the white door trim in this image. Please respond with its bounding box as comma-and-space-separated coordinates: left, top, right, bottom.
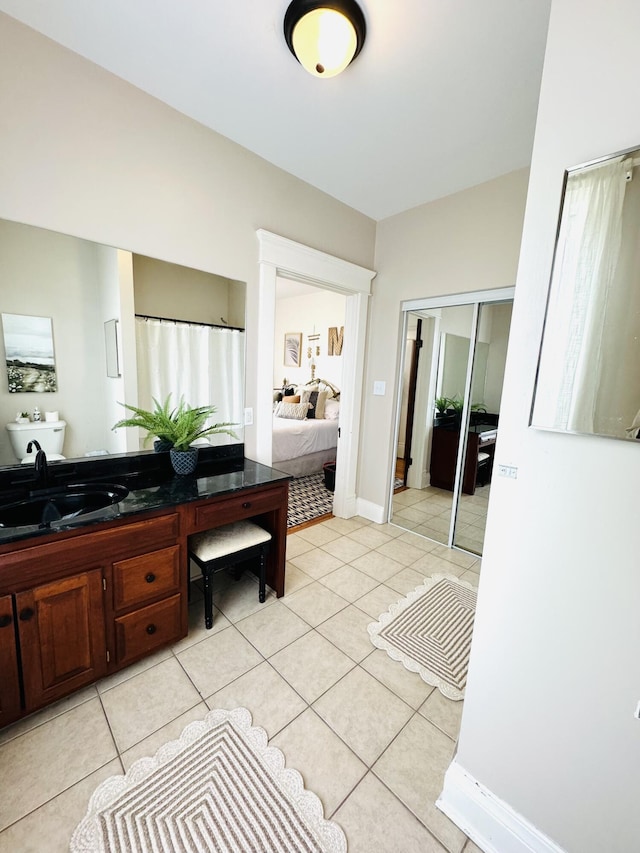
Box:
256, 230, 375, 518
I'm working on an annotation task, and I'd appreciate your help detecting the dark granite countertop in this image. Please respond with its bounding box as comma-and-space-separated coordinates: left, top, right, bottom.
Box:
0, 448, 290, 546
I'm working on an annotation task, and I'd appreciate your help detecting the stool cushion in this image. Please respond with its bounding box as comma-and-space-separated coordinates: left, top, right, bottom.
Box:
190, 520, 271, 563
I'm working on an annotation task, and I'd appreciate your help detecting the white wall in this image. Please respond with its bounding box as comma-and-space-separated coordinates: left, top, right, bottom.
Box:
273, 288, 346, 390
0, 12, 376, 462
452, 1, 640, 850
361, 169, 529, 516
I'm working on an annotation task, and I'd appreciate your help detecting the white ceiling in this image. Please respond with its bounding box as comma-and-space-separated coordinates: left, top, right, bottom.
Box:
0, 0, 551, 221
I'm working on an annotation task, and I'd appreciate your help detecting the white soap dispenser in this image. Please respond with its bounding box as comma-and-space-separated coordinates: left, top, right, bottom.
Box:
32, 406, 41, 422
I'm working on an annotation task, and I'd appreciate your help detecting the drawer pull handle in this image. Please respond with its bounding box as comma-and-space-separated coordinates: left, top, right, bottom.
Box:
19, 607, 34, 622
0, 614, 12, 628
145, 573, 156, 583
146, 623, 157, 635
242, 501, 251, 509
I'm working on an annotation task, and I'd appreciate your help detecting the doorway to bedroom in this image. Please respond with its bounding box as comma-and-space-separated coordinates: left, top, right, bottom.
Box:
273, 276, 346, 529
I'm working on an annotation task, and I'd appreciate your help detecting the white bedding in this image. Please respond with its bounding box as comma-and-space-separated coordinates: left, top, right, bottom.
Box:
272, 415, 339, 463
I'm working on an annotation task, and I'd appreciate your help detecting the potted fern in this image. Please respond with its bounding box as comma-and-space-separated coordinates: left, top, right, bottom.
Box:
434, 396, 450, 422
113, 395, 238, 475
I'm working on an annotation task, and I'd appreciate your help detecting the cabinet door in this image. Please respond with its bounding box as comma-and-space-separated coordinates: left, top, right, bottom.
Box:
16, 569, 107, 711
0, 594, 21, 726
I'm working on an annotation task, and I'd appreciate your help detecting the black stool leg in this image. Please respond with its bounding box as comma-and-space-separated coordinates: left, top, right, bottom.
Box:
258, 548, 266, 603
202, 568, 214, 629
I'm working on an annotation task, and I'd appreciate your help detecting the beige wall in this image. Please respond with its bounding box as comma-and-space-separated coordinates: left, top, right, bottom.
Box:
0, 13, 376, 460
273, 288, 346, 391
0, 220, 116, 463
360, 168, 529, 513
482, 302, 512, 413
454, 0, 640, 850
133, 256, 246, 329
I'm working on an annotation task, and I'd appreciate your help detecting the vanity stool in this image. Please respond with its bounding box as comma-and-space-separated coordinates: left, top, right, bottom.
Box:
476, 451, 492, 487
188, 520, 271, 629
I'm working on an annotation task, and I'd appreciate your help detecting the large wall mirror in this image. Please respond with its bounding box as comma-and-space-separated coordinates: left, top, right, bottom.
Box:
0, 218, 246, 468
531, 144, 640, 439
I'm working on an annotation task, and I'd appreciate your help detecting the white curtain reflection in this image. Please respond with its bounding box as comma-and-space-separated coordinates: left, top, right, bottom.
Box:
535, 158, 628, 432
135, 317, 244, 442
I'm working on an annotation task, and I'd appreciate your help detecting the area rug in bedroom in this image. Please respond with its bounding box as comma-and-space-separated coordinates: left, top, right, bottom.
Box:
70, 707, 346, 853
367, 574, 477, 701
287, 473, 334, 528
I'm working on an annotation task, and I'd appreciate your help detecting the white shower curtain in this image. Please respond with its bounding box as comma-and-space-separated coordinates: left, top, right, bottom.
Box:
534, 158, 627, 433
135, 317, 244, 444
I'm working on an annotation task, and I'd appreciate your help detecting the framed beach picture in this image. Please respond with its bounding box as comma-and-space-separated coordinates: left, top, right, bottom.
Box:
284, 332, 302, 367
2, 313, 58, 393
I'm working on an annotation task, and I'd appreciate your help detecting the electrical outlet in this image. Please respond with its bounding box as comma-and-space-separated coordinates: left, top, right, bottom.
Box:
497, 464, 518, 479
634, 700, 640, 720
373, 381, 386, 396
243, 407, 253, 426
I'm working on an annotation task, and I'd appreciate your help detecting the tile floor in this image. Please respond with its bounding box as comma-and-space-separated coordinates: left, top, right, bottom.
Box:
0, 516, 482, 853
392, 484, 490, 554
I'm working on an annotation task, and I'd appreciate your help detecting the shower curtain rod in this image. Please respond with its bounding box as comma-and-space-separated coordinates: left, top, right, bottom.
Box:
135, 313, 245, 333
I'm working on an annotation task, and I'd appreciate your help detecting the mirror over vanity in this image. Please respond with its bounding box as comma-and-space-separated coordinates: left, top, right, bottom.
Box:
0, 218, 246, 469
531, 143, 640, 440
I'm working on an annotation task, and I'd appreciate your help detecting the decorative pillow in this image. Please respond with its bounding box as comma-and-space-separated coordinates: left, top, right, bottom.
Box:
305, 390, 328, 420
274, 401, 311, 420
324, 398, 340, 420
287, 394, 301, 404
298, 381, 339, 399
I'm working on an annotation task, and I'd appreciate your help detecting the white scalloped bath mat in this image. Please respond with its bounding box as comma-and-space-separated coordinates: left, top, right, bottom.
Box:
70, 708, 346, 853
368, 574, 477, 701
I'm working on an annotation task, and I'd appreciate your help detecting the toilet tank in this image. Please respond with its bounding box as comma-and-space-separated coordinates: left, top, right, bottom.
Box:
5, 420, 67, 462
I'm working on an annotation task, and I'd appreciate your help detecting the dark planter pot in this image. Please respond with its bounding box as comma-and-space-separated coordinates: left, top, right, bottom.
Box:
154, 438, 173, 453
169, 447, 198, 476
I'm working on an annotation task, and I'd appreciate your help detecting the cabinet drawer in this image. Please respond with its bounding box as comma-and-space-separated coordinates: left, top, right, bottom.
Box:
114, 594, 182, 666
192, 488, 281, 531
112, 546, 180, 611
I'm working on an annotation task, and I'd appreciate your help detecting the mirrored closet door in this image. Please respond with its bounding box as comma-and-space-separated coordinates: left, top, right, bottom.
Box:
391, 290, 514, 556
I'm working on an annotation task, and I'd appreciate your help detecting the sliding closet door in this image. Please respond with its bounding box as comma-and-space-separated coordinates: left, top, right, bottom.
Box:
391, 290, 514, 556
391, 306, 475, 545
452, 301, 513, 555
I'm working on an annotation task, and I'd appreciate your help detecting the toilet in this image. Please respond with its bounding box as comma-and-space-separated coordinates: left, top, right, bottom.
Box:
5, 420, 67, 464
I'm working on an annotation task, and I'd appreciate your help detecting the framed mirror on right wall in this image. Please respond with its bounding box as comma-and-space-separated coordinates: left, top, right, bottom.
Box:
531, 143, 640, 440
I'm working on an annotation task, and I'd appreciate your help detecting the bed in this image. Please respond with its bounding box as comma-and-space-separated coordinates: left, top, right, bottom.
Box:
271, 380, 340, 477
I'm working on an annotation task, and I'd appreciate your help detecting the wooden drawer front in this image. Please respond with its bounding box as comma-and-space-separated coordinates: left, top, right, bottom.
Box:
114, 594, 182, 666
113, 546, 180, 611
192, 488, 281, 531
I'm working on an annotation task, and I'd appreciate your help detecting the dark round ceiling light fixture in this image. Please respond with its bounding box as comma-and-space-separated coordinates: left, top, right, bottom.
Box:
283, 0, 367, 79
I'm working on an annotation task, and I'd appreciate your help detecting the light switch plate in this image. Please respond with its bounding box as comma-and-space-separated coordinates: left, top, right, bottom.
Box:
373, 381, 386, 396
243, 407, 253, 426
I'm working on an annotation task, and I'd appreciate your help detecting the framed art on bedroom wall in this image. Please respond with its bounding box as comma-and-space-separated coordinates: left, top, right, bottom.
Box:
284, 332, 302, 367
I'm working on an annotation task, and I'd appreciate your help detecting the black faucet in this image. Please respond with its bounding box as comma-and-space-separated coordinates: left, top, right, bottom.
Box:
26, 440, 49, 488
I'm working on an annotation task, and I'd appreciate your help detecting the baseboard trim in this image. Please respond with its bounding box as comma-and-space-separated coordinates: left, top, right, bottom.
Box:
437, 761, 566, 853
355, 498, 386, 524
340, 493, 358, 519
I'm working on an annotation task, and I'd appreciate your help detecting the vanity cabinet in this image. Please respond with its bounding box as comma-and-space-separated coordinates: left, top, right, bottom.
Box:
16, 570, 107, 711
111, 544, 183, 667
0, 509, 185, 726
0, 471, 289, 728
0, 594, 21, 726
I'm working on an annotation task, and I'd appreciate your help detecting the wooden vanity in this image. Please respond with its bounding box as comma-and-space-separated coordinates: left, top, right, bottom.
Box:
0, 454, 289, 728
